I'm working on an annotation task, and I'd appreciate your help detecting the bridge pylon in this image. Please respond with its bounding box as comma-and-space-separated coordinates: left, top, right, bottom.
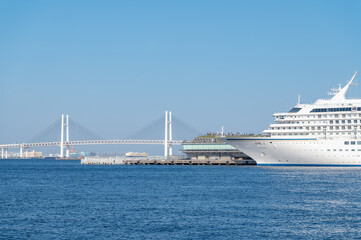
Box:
60, 114, 70, 158
164, 111, 173, 157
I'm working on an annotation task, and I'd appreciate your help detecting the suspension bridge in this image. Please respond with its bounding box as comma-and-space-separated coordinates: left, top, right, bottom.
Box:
0, 111, 201, 159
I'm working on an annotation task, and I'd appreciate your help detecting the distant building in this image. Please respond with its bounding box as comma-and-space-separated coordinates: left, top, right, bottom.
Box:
70, 152, 88, 158
125, 152, 148, 157
24, 150, 42, 158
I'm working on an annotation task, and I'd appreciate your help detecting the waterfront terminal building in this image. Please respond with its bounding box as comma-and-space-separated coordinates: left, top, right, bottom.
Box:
181, 135, 255, 164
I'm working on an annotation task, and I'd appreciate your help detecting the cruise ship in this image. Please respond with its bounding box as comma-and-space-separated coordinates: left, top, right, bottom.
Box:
224, 72, 361, 166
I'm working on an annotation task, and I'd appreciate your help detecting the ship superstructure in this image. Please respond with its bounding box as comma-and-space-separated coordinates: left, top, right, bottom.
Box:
224, 72, 361, 166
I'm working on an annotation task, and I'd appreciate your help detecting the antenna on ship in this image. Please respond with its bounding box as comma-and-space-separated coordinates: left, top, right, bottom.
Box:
328, 85, 341, 96
297, 94, 301, 105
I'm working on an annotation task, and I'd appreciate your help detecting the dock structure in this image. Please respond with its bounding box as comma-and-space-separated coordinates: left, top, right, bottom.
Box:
81, 156, 256, 165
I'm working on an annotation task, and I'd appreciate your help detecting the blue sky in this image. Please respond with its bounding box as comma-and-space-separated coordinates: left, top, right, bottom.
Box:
1, 1, 361, 153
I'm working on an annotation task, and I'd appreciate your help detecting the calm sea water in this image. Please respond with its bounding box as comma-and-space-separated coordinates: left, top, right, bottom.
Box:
1, 159, 361, 239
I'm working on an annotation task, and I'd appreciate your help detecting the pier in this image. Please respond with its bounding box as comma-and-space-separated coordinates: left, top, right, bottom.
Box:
81, 156, 256, 165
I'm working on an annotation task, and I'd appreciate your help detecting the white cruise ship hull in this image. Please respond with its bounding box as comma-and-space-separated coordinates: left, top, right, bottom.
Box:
225, 137, 361, 166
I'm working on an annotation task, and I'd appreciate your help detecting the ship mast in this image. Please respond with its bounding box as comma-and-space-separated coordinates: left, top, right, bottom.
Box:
330, 71, 357, 102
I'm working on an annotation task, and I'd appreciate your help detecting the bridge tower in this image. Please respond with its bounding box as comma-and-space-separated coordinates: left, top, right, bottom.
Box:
66, 114, 70, 158
60, 114, 70, 158
164, 111, 173, 157
169, 111, 173, 156
1, 148, 6, 159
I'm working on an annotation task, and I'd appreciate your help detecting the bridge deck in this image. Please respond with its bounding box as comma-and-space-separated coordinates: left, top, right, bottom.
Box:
0, 139, 184, 149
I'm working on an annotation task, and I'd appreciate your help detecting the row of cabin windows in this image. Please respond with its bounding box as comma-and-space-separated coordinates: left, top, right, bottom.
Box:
330, 120, 359, 124
272, 132, 356, 136
344, 141, 361, 145
273, 119, 361, 126
278, 120, 360, 124
328, 126, 352, 130
311, 107, 357, 112
270, 126, 361, 130
276, 113, 361, 120
327, 149, 361, 151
